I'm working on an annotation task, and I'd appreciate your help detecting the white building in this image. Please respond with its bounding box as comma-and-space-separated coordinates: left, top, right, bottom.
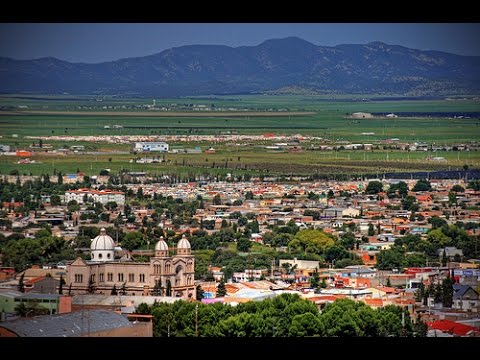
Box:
133, 142, 169, 152
65, 188, 125, 205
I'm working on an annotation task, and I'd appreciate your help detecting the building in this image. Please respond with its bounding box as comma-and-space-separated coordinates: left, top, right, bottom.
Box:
452, 284, 480, 312
66, 229, 195, 299
0, 289, 71, 315
0, 309, 152, 337
64, 188, 125, 205
0, 145, 10, 152
133, 142, 169, 153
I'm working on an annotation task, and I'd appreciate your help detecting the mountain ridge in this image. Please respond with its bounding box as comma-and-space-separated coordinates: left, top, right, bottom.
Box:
1, 37, 479, 96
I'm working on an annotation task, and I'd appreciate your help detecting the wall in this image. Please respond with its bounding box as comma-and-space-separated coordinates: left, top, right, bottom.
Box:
82, 322, 152, 337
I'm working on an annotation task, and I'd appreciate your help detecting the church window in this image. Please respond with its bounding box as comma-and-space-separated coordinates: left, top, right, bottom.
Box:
99, 273, 104, 282
118, 273, 124, 282
107, 273, 113, 282
139, 274, 145, 282
128, 273, 135, 282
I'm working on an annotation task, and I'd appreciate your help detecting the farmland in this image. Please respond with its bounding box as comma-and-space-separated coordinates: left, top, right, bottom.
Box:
0, 94, 479, 177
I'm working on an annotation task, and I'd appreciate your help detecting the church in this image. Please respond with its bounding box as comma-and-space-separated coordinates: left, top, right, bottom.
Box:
66, 229, 195, 299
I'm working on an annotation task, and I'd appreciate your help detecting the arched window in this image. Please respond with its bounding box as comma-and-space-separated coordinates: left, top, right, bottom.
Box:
99, 253, 103, 259
107, 253, 111, 259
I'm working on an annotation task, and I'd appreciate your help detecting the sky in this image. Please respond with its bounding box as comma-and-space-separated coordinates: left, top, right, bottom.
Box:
0, 23, 479, 63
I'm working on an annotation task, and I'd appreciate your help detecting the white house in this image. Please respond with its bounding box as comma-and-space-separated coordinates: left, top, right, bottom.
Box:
64, 188, 125, 205
133, 142, 169, 152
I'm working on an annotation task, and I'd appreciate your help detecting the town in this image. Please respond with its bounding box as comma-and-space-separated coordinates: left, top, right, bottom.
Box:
0, 170, 479, 337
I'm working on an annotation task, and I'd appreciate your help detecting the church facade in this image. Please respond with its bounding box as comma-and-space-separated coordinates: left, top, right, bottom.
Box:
66, 229, 195, 299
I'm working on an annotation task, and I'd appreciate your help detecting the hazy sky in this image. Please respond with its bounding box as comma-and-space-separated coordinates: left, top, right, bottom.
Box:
1, 23, 479, 63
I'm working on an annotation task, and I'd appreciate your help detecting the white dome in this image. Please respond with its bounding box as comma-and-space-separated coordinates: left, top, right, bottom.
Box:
155, 236, 169, 251
90, 228, 115, 251
177, 234, 191, 249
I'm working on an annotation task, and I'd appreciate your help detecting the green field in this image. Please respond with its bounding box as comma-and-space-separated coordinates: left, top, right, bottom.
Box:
1, 94, 479, 177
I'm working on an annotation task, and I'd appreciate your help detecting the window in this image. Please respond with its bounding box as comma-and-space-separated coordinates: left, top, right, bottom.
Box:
107, 273, 113, 282
107, 253, 111, 259
118, 273, 124, 282
128, 273, 135, 282
139, 274, 145, 283
99, 273, 104, 282
154, 264, 161, 275
98, 253, 103, 259
91, 274, 95, 283
74, 274, 83, 283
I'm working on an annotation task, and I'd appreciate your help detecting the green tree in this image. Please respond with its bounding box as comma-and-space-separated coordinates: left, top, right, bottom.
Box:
386, 277, 391, 287
87, 277, 96, 294
18, 273, 25, 293
245, 191, 254, 200
122, 231, 144, 251
448, 192, 457, 206
387, 181, 408, 198
401, 195, 418, 211
309, 269, 320, 290
365, 181, 383, 194
368, 223, 375, 236
413, 314, 428, 337
15, 302, 28, 317
428, 216, 447, 229
135, 303, 151, 315
58, 274, 66, 295
152, 279, 163, 296
413, 179, 432, 192
120, 282, 127, 295
442, 249, 448, 266
288, 312, 323, 336
111, 284, 118, 295
237, 217, 248, 227
434, 283, 443, 304
451, 185, 465, 193
212, 194, 222, 205
166, 279, 172, 297
289, 229, 335, 255
68, 283, 72, 296
237, 237, 252, 252
415, 282, 425, 302
50, 194, 61, 206
216, 279, 227, 297
442, 276, 454, 308
196, 285, 204, 301
467, 180, 480, 191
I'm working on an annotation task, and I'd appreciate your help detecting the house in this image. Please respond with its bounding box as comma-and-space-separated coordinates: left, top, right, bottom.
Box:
342, 207, 360, 218
427, 319, 480, 337
452, 284, 479, 312
133, 142, 169, 153
24, 276, 59, 294
438, 247, 464, 261
64, 188, 125, 205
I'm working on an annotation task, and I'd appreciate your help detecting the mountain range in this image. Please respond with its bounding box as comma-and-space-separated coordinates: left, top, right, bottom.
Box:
1, 37, 479, 96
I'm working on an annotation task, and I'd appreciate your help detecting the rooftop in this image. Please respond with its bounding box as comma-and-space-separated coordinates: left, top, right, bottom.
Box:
0, 310, 132, 337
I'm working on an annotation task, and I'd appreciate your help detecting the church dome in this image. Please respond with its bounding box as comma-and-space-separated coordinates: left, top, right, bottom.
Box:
155, 236, 169, 251
177, 234, 191, 250
90, 228, 115, 251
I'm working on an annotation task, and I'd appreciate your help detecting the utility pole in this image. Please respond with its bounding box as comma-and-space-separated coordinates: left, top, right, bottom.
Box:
195, 303, 199, 337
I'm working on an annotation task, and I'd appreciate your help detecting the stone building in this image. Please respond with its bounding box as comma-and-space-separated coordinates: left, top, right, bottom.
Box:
66, 229, 195, 299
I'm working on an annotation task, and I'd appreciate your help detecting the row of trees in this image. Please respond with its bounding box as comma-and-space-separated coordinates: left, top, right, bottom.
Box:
135, 294, 427, 337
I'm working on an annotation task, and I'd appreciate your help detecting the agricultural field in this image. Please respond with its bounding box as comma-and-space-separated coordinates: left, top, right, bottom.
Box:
1, 94, 479, 177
